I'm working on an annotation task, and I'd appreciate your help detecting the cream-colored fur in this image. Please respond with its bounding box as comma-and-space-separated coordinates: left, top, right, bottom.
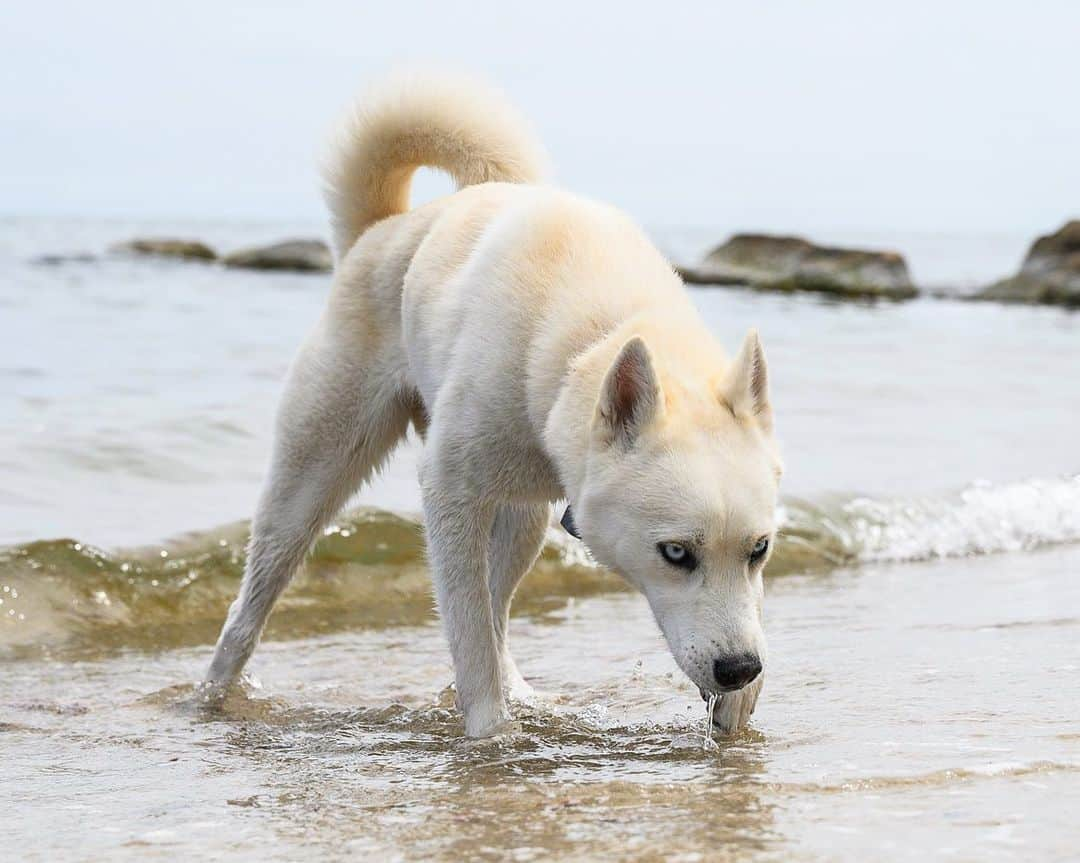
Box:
206, 73, 781, 738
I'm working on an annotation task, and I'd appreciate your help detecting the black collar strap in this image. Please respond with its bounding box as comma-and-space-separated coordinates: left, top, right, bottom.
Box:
560, 505, 581, 540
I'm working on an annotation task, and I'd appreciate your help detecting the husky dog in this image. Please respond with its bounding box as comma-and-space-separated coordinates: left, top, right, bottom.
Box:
206, 74, 781, 737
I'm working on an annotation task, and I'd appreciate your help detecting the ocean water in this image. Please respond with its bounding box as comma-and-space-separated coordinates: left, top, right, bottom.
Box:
2, 216, 1079, 861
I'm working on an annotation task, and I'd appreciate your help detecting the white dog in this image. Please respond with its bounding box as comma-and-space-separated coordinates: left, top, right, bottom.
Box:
206, 73, 781, 737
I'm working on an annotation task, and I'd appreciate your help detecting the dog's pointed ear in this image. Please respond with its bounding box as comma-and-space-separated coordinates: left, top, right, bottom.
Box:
596, 336, 662, 447
722, 329, 772, 433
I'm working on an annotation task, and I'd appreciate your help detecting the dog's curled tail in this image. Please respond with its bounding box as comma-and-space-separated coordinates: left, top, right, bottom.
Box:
322, 72, 548, 260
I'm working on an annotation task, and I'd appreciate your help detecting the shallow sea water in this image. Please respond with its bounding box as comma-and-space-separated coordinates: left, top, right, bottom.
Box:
2, 218, 1079, 861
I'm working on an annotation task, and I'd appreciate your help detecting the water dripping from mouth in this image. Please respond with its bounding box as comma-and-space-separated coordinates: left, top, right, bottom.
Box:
670, 692, 721, 752
704, 692, 719, 748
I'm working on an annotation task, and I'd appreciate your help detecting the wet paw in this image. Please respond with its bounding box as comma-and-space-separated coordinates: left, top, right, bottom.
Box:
464, 714, 518, 739
506, 672, 538, 703
502, 657, 539, 703
461, 695, 513, 738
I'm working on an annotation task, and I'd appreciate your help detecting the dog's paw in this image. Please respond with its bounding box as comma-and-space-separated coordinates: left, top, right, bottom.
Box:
504, 669, 538, 704
455, 720, 524, 750
464, 716, 520, 739
500, 653, 541, 703
461, 697, 514, 738
193, 671, 260, 707
712, 673, 763, 735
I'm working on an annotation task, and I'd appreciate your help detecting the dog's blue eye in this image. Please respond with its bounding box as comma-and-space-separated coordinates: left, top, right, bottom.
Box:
750, 536, 770, 562
658, 542, 696, 570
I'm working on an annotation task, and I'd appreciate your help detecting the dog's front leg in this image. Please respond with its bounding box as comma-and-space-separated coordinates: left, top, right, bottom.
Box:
488, 503, 549, 701
421, 482, 512, 737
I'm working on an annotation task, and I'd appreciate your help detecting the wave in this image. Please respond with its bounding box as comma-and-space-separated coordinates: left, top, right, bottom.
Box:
2, 475, 1078, 660
783, 474, 1080, 564
0, 511, 618, 662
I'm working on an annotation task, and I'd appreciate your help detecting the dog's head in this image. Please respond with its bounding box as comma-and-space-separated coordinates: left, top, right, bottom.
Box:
571, 330, 780, 717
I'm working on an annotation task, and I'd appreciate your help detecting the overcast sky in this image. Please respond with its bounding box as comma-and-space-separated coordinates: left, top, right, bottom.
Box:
2, 1, 1077, 235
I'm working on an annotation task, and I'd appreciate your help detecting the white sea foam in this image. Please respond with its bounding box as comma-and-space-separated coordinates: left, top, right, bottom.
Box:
782, 474, 1080, 565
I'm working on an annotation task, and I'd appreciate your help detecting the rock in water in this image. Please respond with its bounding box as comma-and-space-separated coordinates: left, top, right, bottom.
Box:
111, 238, 217, 261
975, 221, 1080, 307
678, 234, 917, 300
30, 253, 97, 266
223, 239, 332, 272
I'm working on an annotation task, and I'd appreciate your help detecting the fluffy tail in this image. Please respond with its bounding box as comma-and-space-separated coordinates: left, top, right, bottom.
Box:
321, 72, 548, 259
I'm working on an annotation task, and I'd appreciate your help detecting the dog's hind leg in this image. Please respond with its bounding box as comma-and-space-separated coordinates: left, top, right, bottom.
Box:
205, 334, 412, 690
488, 503, 549, 701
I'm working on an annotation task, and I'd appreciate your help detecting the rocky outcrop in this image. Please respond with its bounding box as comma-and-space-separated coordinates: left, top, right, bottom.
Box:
222, 239, 332, 272
678, 234, 917, 300
111, 238, 217, 261
975, 221, 1080, 307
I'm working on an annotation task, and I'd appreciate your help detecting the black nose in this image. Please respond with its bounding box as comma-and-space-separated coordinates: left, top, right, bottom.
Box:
713, 654, 762, 690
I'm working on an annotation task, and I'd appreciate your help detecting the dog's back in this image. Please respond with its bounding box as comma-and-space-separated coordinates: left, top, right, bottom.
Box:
320, 73, 694, 453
